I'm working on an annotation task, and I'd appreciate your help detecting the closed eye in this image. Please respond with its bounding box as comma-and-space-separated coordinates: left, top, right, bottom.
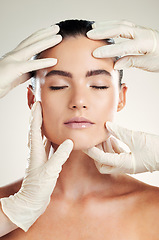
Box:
49, 86, 68, 90
91, 86, 109, 90
49, 86, 109, 91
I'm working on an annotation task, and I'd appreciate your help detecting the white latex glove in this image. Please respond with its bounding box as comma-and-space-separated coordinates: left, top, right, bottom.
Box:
0, 25, 62, 98
87, 20, 159, 72
0, 102, 73, 232
83, 122, 159, 174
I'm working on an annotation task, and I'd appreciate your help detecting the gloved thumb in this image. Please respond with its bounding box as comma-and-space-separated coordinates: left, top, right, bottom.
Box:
28, 101, 46, 169
114, 55, 155, 71
45, 139, 74, 176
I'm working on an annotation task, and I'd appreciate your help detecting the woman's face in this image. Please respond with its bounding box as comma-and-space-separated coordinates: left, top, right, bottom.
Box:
34, 36, 127, 150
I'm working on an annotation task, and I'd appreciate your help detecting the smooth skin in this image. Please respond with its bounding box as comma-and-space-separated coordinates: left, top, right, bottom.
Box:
33, 36, 126, 150
84, 20, 159, 174
1, 36, 159, 239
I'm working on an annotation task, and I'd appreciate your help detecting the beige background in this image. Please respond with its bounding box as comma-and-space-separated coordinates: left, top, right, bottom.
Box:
0, 0, 159, 187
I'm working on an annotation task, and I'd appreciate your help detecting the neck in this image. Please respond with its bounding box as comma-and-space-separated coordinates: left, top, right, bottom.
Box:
51, 144, 123, 201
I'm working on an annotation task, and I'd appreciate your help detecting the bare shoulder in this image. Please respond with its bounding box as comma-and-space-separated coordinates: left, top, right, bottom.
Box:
133, 179, 159, 207
116, 177, 159, 238
0, 179, 23, 198
142, 184, 159, 216
124, 175, 159, 215
131, 182, 159, 238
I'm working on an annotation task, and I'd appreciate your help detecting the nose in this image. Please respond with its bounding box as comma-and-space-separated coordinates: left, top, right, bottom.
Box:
68, 87, 89, 110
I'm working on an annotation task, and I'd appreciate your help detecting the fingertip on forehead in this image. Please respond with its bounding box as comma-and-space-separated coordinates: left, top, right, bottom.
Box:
110, 69, 119, 78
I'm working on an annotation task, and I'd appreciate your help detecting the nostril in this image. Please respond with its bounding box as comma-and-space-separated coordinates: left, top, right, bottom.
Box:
71, 105, 87, 109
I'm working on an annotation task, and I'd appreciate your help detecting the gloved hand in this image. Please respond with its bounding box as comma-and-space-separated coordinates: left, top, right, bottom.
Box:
83, 121, 159, 174
87, 20, 159, 72
0, 102, 73, 232
0, 25, 62, 98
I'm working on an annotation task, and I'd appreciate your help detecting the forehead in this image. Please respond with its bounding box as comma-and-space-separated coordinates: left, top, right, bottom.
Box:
38, 36, 114, 74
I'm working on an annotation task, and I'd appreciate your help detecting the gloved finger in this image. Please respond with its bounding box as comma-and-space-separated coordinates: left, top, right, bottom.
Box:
29, 101, 47, 169
0, 58, 57, 88
92, 40, 142, 58
95, 136, 130, 154
103, 137, 115, 153
101, 140, 107, 152
28, 102, 41, 148
15, 25, 60, 51
43, 135, 55, 159
44, 138, 52, 160
87, 25, 135, 40
106, 121, 142, 152
94, 160, 115, 174
92, 20, 136, 29
94, 160, 128, 174
114, 55, 158, 72
94, 138, 116, 174
95, 138, 115, 153
94, 151, 133, 174
45, 139, 74, 176
83, 146, 133, 170
14, 34, 62, 60
18, 58, 57, 77
110, 136, 131, 154
110, 136, 124, 154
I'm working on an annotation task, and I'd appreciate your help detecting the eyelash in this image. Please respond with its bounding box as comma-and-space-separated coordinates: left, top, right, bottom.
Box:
92, 86, 109, 90
49, 86, 67, 90
49, 86, 109, 90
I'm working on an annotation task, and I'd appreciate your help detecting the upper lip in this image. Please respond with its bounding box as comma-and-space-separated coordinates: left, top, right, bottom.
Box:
64, 117, 94, 124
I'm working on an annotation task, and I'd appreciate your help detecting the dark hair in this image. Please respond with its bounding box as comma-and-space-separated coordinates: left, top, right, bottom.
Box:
57, 19, 115, 45
57, 19, 94, 38
57, 19, 123, 85
31, 19, 123, 88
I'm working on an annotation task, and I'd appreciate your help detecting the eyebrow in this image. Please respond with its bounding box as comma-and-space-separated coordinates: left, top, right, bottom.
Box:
46, 70, 72, 78
45, 69, 111, 78
86, 69, 111, 77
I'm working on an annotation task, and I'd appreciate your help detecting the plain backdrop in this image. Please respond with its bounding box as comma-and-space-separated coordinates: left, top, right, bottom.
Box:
0, 0, 159, 187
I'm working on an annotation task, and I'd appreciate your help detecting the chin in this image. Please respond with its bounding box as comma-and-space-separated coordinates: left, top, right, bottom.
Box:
46, 127, 109, 151
51, 134, 109, 152
72, 141, 94, 151
51, 138, 95, 151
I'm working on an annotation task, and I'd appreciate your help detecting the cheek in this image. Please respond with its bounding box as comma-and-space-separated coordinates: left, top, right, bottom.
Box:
40, 90, 63, 133
95, 89, 119, 122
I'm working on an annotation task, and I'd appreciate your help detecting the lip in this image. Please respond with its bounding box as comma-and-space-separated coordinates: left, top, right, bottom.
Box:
64, 117, 94, 124
64, 117, 94, 129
